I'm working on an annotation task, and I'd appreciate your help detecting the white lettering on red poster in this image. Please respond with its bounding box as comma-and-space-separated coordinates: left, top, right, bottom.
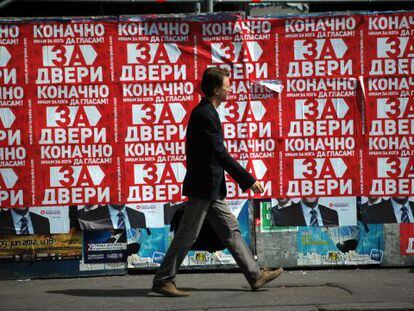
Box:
115, 19, 197, 202
279, 15, 362, 197
364, 13, 414, 196
200, 19, 278, 199
0, 23, 32, 207
28, 21, 120, 205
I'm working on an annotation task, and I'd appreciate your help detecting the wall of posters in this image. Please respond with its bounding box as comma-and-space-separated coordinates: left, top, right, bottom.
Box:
3, 12, 411, 208
1, 11, 414, 270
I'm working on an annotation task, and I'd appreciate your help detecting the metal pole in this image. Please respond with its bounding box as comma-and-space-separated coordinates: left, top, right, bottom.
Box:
0, 0, 14, 10
206, 0, 213, 12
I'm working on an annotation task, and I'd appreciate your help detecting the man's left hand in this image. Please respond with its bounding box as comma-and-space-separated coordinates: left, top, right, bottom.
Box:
250, 181, 264, 194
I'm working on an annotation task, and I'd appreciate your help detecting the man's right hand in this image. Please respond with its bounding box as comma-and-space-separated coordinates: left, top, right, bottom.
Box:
250, 181, 264, 194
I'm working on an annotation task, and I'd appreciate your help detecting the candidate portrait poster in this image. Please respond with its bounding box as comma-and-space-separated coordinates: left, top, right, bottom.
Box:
266, 196, 356, 227
0, 206, 70, 235
361, 196, 414, 224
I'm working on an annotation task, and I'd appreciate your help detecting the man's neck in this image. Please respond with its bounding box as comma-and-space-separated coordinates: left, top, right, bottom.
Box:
206, 96, 220, 108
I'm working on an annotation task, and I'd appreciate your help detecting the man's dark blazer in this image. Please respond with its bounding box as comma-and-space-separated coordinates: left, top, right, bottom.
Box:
273, 202, 339, 226
182, 98, 255, 200
0, 209, 50, 235
364, 199, 414, 224
78, 205, 146, 230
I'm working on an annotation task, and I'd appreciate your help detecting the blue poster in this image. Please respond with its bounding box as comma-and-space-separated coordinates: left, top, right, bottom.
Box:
297, 222, 384, 265
127, 227, 169, 268
83, 230, 127, 264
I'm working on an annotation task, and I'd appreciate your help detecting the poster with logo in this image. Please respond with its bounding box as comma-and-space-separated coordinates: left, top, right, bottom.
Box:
115, 17, 198, 204
297, 223, 384, 265
262, 197, 356, 228
76, 204, 153, 230
198, 19, 280, 200
28, 20, 122, 206
83, 229, 127, 263
361, 196, 414, 224
362, 12, 414, 197
0, 206, 69, 235
278, 15, 363, 198
0, 228, 82, 262
0, 22, 32, 207
400, 223, 414, 256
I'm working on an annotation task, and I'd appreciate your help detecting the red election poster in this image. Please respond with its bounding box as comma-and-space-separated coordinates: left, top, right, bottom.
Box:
115, 18, 199, 203
28, 20, 122, 206
198, 18, 279, 199
0, 22, 32, 207
400, 223, 414, 256
278, 15, 363, 197
362, 13, 414, 196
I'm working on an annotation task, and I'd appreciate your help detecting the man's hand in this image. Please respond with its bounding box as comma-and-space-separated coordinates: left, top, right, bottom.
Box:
250, 181, 264, 194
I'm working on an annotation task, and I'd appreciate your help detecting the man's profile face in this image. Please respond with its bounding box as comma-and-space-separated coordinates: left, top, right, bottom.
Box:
216, 76, 230, 102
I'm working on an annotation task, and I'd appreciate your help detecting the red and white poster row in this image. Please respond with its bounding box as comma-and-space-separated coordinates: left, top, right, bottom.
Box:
0, 12, 413, 207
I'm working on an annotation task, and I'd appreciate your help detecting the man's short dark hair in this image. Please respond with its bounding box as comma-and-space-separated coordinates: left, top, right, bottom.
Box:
201, 67, 230, 97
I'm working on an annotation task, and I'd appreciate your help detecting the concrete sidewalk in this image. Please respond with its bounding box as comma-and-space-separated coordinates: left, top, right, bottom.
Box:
0, 268, 413, 310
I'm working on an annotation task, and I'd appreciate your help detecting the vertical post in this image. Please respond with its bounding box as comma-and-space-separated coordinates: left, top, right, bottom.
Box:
206, 0, 214, 12
244, 2, 250, 17
194, 1, 201, 13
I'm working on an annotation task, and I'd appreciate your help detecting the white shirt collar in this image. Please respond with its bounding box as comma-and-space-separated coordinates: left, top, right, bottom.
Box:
10, 209, 33, 234
107, 205, 131, 229
391, 199, 413, 223
300, 202, 322, 226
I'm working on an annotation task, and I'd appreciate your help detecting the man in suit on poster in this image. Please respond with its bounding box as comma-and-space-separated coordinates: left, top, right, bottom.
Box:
360, 196, 383, 225
270, 198, 292, 227
364, 197, 414, 224
273, 197, 339, 226
0, 207, 50, 235
151, 67, 283, 297
77, 204, 147, 230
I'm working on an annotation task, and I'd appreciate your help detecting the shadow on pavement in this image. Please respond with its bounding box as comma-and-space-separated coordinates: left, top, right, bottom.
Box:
47, 287, 251, 297
47, 289, 151, 297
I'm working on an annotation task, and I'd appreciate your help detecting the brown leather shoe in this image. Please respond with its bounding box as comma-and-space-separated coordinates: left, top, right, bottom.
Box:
251, 267, 283, 291
152, 281, 190, 297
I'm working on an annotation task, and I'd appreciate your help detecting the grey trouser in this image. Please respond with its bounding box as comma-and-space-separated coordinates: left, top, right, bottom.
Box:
153, 197, 260, 286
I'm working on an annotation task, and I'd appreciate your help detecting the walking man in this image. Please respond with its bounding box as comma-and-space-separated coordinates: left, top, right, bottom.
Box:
152, 67, 283, 297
